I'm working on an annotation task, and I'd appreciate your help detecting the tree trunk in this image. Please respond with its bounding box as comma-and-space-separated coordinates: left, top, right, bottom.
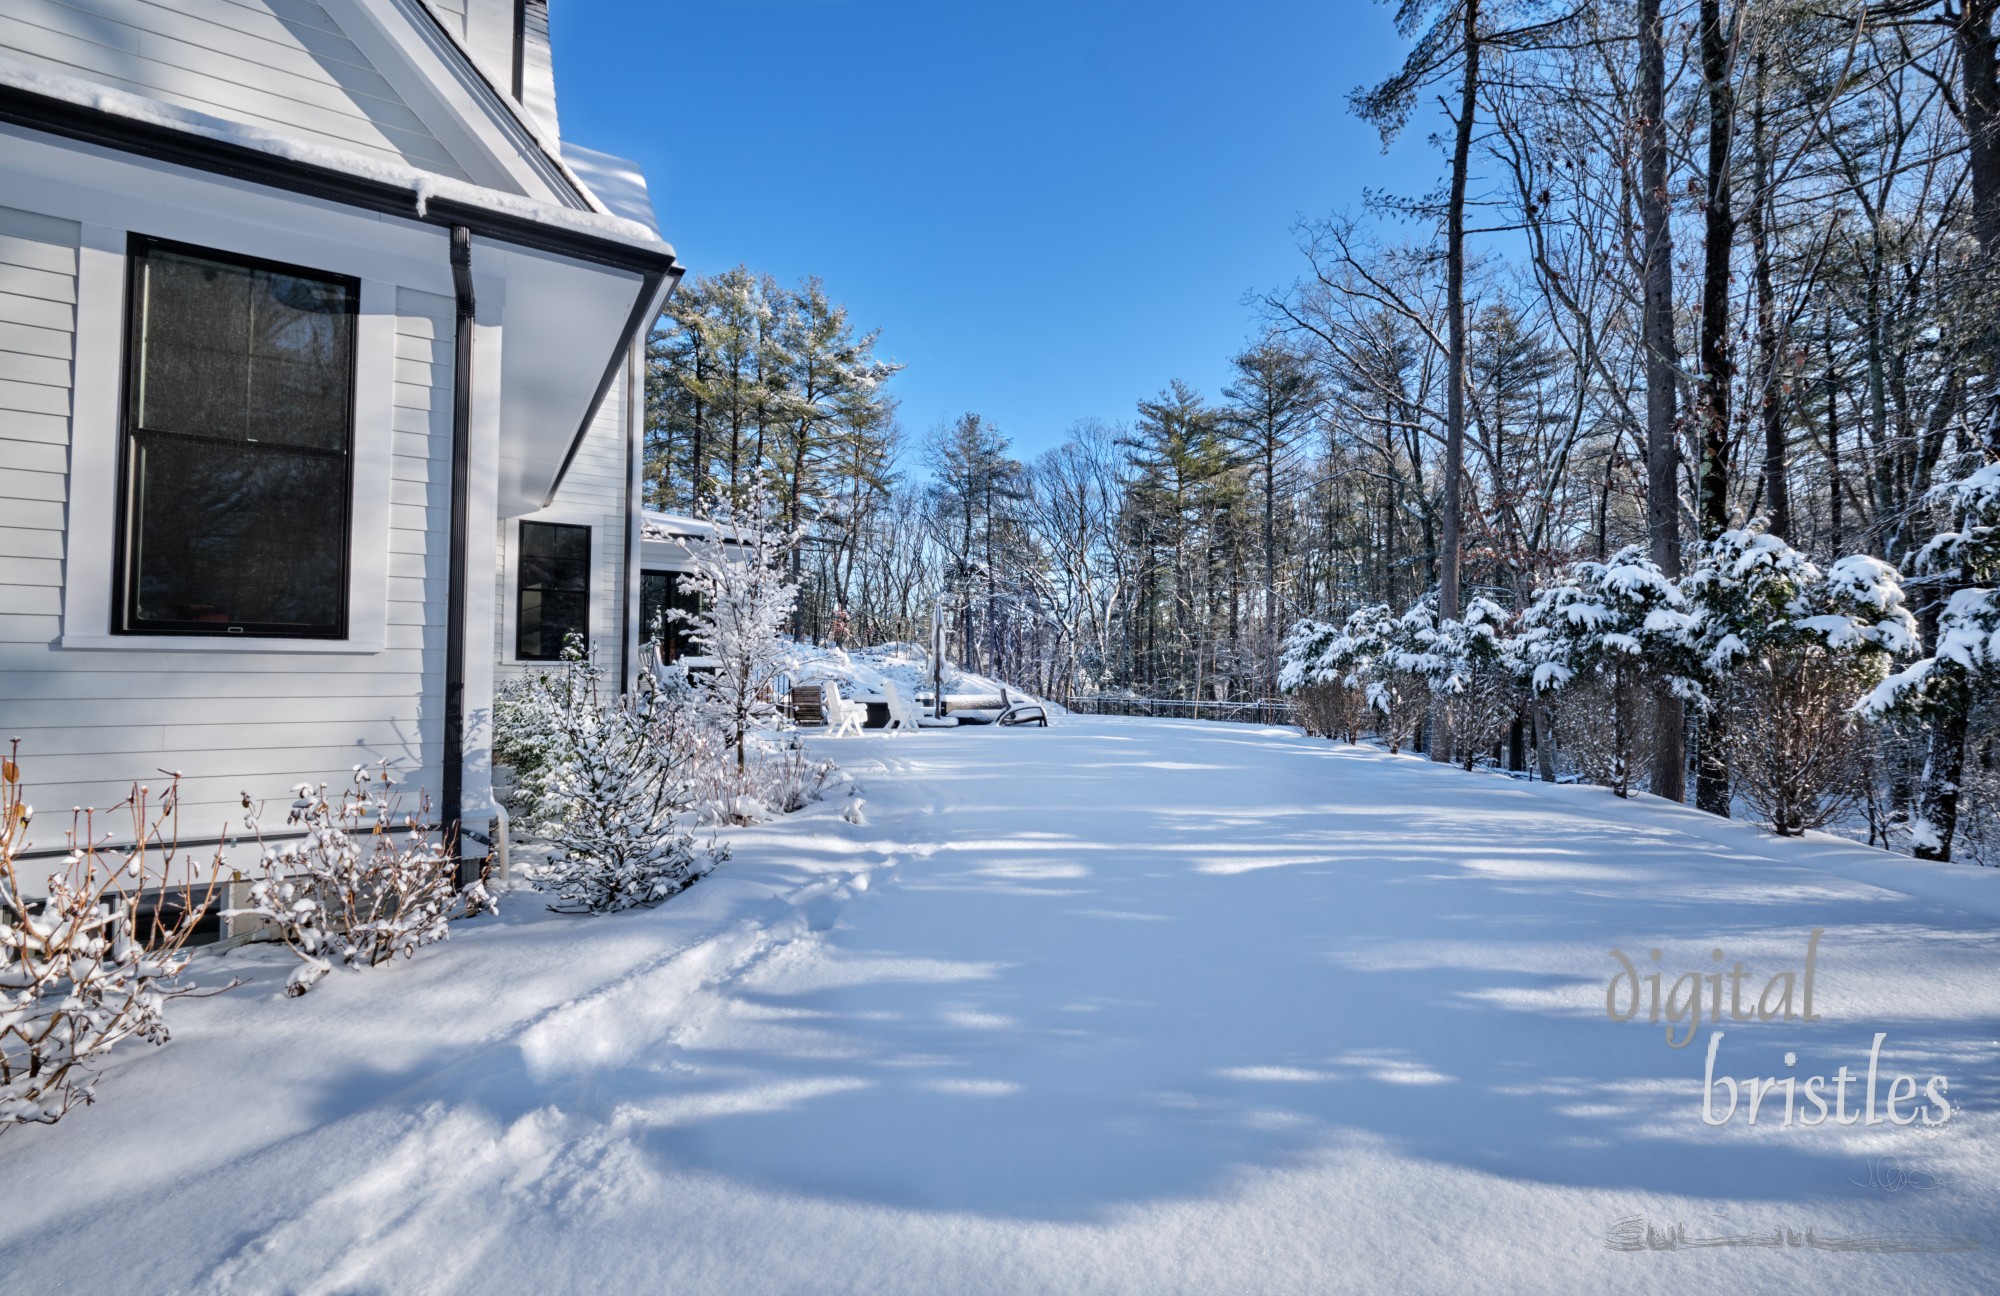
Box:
1639, 0, 1687, 802
1749, 50, 1788, 541
1433, 0, 1479, 764
1692, 0, 1737, 817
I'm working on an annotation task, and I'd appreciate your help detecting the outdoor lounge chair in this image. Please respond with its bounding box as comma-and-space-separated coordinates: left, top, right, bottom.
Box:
997, 686, 1049, 727
883, 681, 921, 732
824, 680, 866, 737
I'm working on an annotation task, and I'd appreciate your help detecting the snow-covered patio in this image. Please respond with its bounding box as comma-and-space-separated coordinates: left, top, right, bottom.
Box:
4, 719, 1998, 1294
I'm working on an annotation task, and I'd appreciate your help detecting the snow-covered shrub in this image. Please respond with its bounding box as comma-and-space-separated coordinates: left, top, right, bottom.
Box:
1684, 530, 1915, 835
497, 640, 712, 914
1524, 547, 1698, 797
2, 748, 236, 1128
230, 764, 496, 996
1278, 617, 1369, 741
758, 738, 839, 815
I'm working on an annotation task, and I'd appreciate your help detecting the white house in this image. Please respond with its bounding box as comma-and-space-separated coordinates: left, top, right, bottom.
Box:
0, 0, 681, 894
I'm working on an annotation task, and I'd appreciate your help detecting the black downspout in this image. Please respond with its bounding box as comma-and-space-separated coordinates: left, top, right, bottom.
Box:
621, 339, 638, 691
443, 226, 476, 858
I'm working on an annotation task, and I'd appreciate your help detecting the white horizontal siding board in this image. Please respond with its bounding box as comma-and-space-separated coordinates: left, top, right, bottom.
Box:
0, 291, 76, 333
0, 349, 72, 387
0, 525, 65, 560
0, 319, 75, 359
0, 260, 78, 304
0, 232, 82, 275
0, 376, 73, 418
0, 439, 70, 474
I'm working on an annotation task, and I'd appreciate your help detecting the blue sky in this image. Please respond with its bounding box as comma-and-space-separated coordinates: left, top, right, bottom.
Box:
553, 1, 1439, 462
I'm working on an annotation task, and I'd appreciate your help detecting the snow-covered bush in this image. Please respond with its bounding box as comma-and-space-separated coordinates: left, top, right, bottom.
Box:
496, 639, 712, 913
1683, 530, 1915, 835
758, 738, 839, 815
2, 748, 236, 1128
1278, 616, 1370, 742
1524, 548, 1698, 797
231, 764, 496, 996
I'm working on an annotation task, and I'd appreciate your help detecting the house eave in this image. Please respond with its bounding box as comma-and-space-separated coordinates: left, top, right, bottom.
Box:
0, 81, 683, 511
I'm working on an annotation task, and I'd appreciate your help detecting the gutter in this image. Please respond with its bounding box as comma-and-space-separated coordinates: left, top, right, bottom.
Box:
442, 226, 476, 854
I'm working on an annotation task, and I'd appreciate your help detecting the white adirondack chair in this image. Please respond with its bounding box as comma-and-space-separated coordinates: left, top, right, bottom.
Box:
824, 680, 866, 737
883, 680, 921, 732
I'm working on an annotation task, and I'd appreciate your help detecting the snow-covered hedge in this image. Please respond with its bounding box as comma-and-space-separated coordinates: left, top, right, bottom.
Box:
1278, 523, 1937, 836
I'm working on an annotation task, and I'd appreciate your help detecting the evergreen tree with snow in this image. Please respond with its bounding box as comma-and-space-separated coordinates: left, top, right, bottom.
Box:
1859, 465, 2000, 858
1522, 548, 1697, 797
1683, 527, 1915, 834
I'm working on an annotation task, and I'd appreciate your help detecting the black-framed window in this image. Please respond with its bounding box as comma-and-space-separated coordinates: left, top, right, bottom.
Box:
517, 521, 590, 660
116, 237, 358, 637
640, 569, 702, 663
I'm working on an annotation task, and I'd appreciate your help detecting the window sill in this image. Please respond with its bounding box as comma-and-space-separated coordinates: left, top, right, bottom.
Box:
59, 634, 387, 655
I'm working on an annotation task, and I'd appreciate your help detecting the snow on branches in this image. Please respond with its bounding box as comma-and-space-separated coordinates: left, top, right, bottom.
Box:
2, 746, 236, 1128
229, 764, 495, 996
1862, 465, 2000, 725
675, 488, 801, 777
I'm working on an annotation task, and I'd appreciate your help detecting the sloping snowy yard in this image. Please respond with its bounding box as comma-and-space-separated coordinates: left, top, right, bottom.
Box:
4, 719, 1998, 1294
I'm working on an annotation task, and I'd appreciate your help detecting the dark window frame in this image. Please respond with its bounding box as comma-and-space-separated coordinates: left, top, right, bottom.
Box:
515, 520, 592, 661
113, 234, 360, 639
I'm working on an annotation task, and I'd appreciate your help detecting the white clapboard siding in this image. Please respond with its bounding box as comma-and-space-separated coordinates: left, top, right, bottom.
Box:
2, 0, 472, 180
494, 363, 629, 680
0, 206, 76, 667
0, 219, 459, 848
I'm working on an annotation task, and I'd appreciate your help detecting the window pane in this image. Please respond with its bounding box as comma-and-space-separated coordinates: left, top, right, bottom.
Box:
137, 253, 353, 453
131, 437, 346, 629
640, 570, 670, 645
518, 523, 590, 660
136, 252, 255, 441
122, 242, 354, 637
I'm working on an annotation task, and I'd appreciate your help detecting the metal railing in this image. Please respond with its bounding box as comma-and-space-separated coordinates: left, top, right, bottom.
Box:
1063, 695, 1300, 726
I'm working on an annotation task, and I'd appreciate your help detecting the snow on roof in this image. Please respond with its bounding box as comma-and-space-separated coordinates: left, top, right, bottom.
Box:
561, 143, 660, 237
642, 511, 729, 542
0, 54, 675, 259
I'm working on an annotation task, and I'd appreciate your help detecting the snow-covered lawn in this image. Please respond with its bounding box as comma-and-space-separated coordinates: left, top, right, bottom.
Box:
4, 719, 1998, 1294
